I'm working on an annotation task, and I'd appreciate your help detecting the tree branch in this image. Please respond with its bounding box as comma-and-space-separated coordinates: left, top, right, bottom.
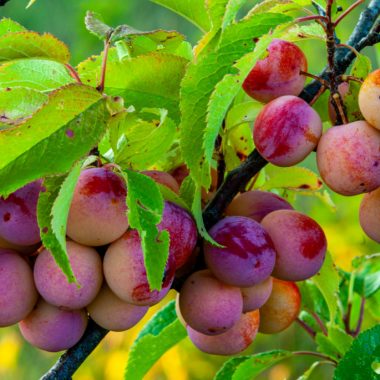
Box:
42, 2, 380, 378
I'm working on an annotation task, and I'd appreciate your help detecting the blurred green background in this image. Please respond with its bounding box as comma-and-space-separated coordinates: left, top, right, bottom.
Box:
0, 1, 379, 379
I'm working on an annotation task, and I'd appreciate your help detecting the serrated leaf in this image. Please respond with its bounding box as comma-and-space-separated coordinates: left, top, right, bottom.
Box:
249, 0, 311, 15
85, 11, 113, 40
0, 32, 70, 63
334, 325, 380, 380
206, 0, 230, 29
365, 271, 380, 298
281, 22, 326, 41
0, 58, 74, 91
180, 13, 290, 187
0, 18, 26, 37
316, 333, 340, 361
37, 174, 76, 283
259, 166, 323, 191
312, 252, 340, 322
225, 122, 254, 161
222, 0, 248, 29
123, 169, 169, 291
0, 84, 108, 196
150, 0, 211, 32
125, 301, 187, 380
157, 183, 190, 211
0, 87, 47, 128
214, 350, 293, 380
225, 101, 262, 129
328, 326, 354, 357
78, 52, 187, 122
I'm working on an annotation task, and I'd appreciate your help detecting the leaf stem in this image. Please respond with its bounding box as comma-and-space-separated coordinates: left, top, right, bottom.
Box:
96, 33, 112, 93
293, 351, 338, 365
65, 64, 82, 84
311, 312, 328, 336
334, 0, 365, 27
353, 297, 366, 337
297, 15, 328, 23
296, 318, 317, 339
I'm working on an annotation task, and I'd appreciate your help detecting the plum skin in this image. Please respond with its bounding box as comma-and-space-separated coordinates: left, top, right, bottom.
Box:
66, 167, 129, 246
261, 210, 327, 282
187, 310, 260, 355
204, 216, 276, 287
87, 285, 148, 331
34, 241, 103, 309
358, 69, 380, 129
241, 277, 273, 313
359, 187, 380, 243
0, 180, 42, 246
103, 229, 175, 306
243, 39, 307, 103
253, 95, 322, 167
142, 170, 179, 193
0, 249, 38, 327
178, 270, 243, 335
19, 299, 88, 352
317, 121, 380, 195
259, 278, 301, 334
226, 190, 293, 222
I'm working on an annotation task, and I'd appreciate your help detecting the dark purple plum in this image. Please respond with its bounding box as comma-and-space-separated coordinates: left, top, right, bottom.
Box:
241, 277, 273, 312
204, 216, 276, 287
261, 210, 326, 281
103, 229, 175, 306
178, 270, 243, 335
187, 310, 260, 355
226, 190, 293, 222
66, 167, 129, 246
0, 180, 42, 246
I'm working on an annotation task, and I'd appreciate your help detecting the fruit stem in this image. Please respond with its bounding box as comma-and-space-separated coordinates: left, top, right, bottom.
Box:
294, 351, 338, 365
309, 84, 327, 106
334, 0, 365, 27
296, 318, 317, 339
339, 74, 363, 84
332, 93, 348, 124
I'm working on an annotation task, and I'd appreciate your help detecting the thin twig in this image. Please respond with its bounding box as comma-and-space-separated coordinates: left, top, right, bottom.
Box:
294, 351, 338, 365
296, 318, 317, 339
353, 297, 366, 337
343, 302, 352, 333
96, 34, 112, 93
334, 0, 365, 27
300, 71, 330, 87
65, 64, 82, 84
297, 15, 328, 23
309, 85, 327, 106
311, 312, 328, 336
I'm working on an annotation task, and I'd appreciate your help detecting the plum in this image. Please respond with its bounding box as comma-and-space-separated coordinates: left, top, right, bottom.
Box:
254, 95, 322, 166
0, 249, 38, 327
261, 210, 326, 281
358, 69, 380, 129
243, 39, 307, 103
187, 310, 260, 355
103, 229, 175, 306
158, 201, 197, 269
19, 299, 88, 352
87, 284, 148, 331
204, 216, 276, 287
142, 170, 180, 193
34, 240, 103, 309
359, 187, 380, 243
226, 190, 293, 222
241, 277, 273, 313
66, 167, 129, 246
317, 121, 380, 195
178, 270, 243, 335
0, 180, 42, 246
259, 278, 301, 334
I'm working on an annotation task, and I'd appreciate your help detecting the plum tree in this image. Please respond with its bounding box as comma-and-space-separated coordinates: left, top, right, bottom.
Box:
204, 216, 276, 287
87, 285, 148, 331
34, 241, 103, 309
242, 39, 307, 103
158, 201, 197, 269
142, 170, 180, 193
0, 249, 38, 327
0, 180, 42, 246
253, 95, 322, 166
241, 277, 273, 313
19, 299, 88, 352
103, 229, 175, 306
259, 279, 301, 334
225, 190, 293, 222
261, 210, 326, 281
67, 167, 129, 246
359, 187, 380, 243
358, 69, 380, 129
187, 310, 260, 355
317, 121, 380, 195
178, 270, 243, 335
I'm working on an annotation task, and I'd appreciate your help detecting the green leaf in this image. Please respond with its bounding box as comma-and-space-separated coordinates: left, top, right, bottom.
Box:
214, 350, 293, 380
0, 87, 48, 128
0, 18, 26, 37
157, 183, 190, 211
0, 59, 74, 91
85, 11, 113, 40
0, 32, 70, 63
334, 325, 380, 380
78, 52, 187, 122
297, 361, 323, 380
259, 166, 323, 191
312, 252, 340, 322
37, 172, 78, 284
123, 169, 169, 291
222, 0, 249, 29
0, 84, 108, 196
249, 0, 311, 15
180, 12, 290, 187
328, 326, 354, 357
225, 101, 262, 129
125, 301, 187, 380
150, 0, 211, 32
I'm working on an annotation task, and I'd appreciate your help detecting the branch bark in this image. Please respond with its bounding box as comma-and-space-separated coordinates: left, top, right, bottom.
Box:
41, 1, 380, 378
